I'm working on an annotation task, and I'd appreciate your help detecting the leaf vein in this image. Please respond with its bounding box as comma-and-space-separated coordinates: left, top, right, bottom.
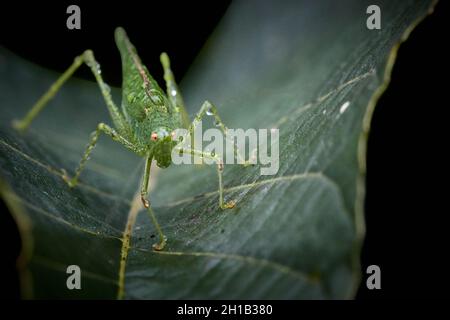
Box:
4, 191, 123, 239
33, 254, 119, 285
0, 138, 132, 205
161, 171, 325, 208
270, 69, 375, 128
133, 247, 320, 285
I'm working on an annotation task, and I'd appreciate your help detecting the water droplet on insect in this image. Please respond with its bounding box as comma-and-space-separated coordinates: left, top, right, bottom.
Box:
322, 109, 327, 115
211, 151, 216, 156
214, 120, 220, 127
206, 107, 213, 116
151, 95, 162, 104
171, 89, 177, 96
339, 101, 350, 114
96, 63, 101, 74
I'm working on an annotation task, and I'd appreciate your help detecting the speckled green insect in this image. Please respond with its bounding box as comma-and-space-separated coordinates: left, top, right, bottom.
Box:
13, 27, 238, 251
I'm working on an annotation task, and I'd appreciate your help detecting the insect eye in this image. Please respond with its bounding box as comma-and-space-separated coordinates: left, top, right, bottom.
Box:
151, 132, 158, 141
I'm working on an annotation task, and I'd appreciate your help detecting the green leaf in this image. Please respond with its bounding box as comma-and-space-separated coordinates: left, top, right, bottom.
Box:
0, 0, 435, 299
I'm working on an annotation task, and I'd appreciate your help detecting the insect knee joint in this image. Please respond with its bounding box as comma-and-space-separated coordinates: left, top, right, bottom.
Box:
217, 158, 224, 171
83, 50, 94, 60
141, 195, 150, 208
204, 101, 216, 111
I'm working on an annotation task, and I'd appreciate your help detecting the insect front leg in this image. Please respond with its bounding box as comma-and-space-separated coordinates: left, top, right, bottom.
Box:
140, 155, 166, 251
63, 122, 138, 187
13, 50, 131, 138
190, 100, 251, 165
175, 147, 235, 210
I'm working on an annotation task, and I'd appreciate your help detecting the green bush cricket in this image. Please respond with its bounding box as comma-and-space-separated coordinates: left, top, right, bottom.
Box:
12, 27, 243, 251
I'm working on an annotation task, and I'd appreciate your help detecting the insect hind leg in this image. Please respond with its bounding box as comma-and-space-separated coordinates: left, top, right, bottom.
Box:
13, 50, 131, 139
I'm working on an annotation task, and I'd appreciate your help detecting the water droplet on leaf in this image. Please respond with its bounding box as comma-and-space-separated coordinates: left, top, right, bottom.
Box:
339, 101, 350, 114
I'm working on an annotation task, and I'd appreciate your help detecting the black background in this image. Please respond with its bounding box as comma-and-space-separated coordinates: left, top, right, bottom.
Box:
0, 0, 448, 300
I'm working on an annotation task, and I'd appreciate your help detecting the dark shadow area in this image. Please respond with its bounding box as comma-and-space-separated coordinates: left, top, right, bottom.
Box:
357, 0, 448, 299
0, 198, 21, 299
0, 1, 231, 88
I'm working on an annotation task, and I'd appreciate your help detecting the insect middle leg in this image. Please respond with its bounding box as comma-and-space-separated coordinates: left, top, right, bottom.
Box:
13, 50, 131, 138
176, 147, 235, 210
63, 122, 138, 188
140, 155, 166, 251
